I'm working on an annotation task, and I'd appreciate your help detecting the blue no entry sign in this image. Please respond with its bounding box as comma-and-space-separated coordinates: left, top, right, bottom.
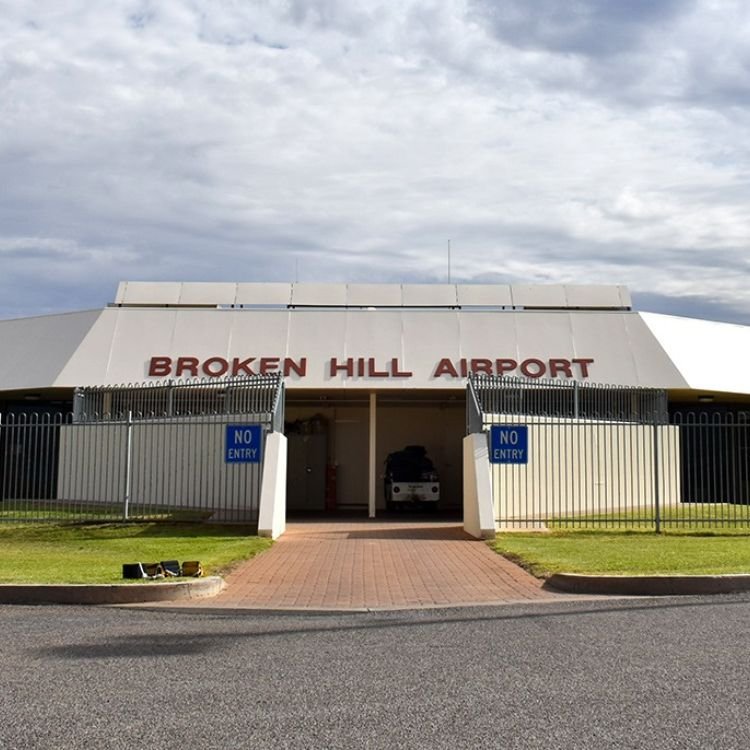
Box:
225, 424, 263, 464
489, 425, 528, 464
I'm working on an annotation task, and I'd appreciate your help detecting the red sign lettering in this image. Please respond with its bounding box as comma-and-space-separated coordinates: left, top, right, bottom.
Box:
147, 355, 594, 381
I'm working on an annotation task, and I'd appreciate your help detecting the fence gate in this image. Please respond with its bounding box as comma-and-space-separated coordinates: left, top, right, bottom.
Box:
0, 374, 284, 524
467, 374, 750, 530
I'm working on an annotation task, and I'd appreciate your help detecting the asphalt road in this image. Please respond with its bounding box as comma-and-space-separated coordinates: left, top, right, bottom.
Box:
1, 596, 750, 749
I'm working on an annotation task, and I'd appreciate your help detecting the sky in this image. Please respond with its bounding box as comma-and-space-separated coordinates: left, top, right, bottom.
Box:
2, 0, 750, 323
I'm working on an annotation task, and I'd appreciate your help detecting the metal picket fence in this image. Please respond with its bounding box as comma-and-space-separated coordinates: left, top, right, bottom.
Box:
73, 373, 285, 430
0, 375, 284, 524
468, 374, 750, 530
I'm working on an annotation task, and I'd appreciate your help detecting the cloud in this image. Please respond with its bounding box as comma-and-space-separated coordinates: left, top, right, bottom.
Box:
470, 0, 688, 58
470, 0, 750, 111
0, 1, 749, 325
633, 291, 750, 325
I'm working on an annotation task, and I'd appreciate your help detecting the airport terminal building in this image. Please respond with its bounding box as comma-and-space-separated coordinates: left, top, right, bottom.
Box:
1, 281, 750, 529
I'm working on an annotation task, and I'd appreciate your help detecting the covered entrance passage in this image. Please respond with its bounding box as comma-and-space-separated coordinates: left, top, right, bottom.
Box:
285, 391, 465, 519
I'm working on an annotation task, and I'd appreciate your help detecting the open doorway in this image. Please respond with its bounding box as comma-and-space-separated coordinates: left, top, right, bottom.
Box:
376, 397, 464, 518
285, 391, 465, 519
285, 397, 369, 516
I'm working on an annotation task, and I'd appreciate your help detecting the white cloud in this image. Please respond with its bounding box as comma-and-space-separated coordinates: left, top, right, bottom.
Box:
0, 0, 749, 322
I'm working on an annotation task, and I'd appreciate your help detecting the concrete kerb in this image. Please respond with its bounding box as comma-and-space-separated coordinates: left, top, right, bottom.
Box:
2, 573, 750, 607
0, 576, 224, 605
546, 572, 750, 596
133, 598, 606, 616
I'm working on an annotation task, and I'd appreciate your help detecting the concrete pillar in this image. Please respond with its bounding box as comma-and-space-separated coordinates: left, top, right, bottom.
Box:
463, 433, 496, 540
258, 432, 288, 539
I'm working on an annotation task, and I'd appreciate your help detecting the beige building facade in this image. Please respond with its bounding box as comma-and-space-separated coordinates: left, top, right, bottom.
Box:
1, 281, 749, 519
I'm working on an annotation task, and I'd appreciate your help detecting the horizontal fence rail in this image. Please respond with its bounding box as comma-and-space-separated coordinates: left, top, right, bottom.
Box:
467, 376, 750, 530
0, 412, 270, 524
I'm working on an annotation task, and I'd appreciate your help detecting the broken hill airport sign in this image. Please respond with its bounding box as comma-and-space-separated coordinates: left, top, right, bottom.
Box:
148, 355, 595, 381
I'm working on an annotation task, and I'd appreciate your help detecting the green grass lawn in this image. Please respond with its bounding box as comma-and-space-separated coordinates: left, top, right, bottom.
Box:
0, 522, 272, 584
491, 529, 750, 578
544, 503, 750, 530
0, 503, 214, 523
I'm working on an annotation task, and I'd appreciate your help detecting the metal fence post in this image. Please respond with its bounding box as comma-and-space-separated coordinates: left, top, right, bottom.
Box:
166, 380, 174, 417
124, 410, 133, 520
653, 422, 661, 534
466, 376, 484, 435
73, 388, 84, 423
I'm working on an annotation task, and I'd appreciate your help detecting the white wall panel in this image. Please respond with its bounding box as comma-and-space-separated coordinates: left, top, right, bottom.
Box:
80, 309, 181, 383
456, 312, 519, 361
456, 284, 512, 307
400, 311, 461, 384
54, 310, 121, 385
401, 284, 457, 307
511, 284, 566, 308
291, 283, 347, 306
285, 311, 348, 386
2, 304, 747, 394
169, 310, 236, 360
114, 282, 128, 304
235, 283, 292, 306
50, 309, 707, 389
513, 313, 575, 369
178, 283, 237, 306
563, 284, 630, 309
346, 284, 402, 307
621, 314, 688, 387
0, 311, 100, 390
343, 311, 407, 379
117, 281, 182, 305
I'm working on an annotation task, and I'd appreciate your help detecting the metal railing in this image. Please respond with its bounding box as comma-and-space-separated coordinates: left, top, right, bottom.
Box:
671, 411, 750, 509
467, 375, 750, 530
469, 373, 668, 424
0, 411, 269, 524
74, 373, 285, 431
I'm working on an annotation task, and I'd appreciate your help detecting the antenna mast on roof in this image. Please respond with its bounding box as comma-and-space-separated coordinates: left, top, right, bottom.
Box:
448, 239, 452, 283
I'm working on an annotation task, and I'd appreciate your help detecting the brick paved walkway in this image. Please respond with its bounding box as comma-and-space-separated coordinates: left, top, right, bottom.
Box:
179, 520, 565, 610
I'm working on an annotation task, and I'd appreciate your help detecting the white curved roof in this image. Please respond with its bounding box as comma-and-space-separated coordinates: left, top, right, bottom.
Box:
641, 312, 750, 394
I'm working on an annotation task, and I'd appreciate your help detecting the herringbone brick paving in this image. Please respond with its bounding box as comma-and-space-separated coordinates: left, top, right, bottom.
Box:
179, 520, 565, 610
